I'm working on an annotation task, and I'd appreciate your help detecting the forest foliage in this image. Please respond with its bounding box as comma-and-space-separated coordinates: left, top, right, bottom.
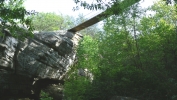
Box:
0, 0, 100, 39
0, 0, 35, 40
1, 0, 177, 100
64, 0, 177, 100
30, 12, 100, 37
30, 12, 74, 31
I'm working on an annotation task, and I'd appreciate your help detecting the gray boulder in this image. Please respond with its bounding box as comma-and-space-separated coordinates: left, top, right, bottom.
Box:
0, 30, 82, 99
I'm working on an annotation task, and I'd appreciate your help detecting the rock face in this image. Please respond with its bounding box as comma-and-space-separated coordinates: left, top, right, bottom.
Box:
0, 30, 82, 99
77, 68, 94, 81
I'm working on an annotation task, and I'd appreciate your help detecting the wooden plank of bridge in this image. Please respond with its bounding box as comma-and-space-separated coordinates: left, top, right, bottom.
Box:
68, 0, 140, 33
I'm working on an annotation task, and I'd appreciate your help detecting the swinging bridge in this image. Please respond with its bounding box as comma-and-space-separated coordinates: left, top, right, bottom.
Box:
68, 0, 140, 33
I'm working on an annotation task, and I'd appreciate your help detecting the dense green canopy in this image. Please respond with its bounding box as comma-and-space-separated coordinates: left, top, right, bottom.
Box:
0, 0, 35, 39
64, 0, 177, 100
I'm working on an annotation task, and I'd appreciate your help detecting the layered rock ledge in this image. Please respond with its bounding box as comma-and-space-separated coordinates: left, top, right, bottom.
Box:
0, 30, 82, 99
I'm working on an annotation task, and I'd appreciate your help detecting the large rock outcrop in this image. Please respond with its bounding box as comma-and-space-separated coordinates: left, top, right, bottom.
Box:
0, 30, 82, 99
